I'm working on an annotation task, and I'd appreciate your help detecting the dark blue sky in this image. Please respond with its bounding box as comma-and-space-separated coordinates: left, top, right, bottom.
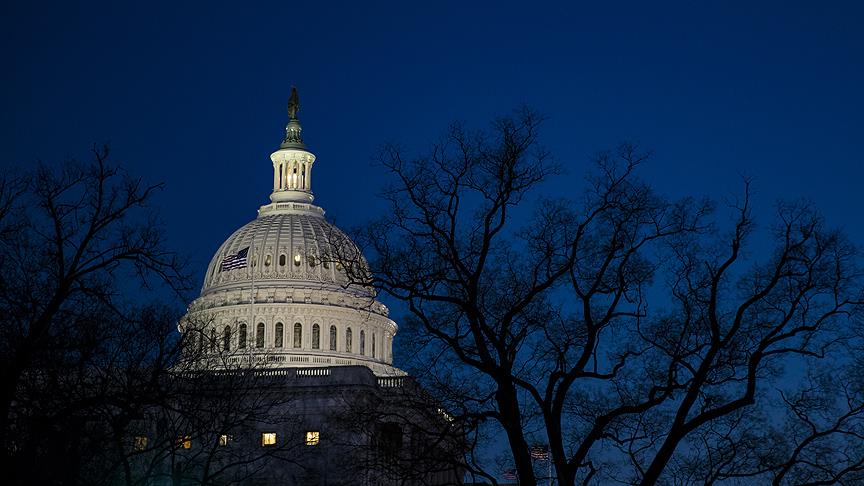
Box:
3, 1, 863, 294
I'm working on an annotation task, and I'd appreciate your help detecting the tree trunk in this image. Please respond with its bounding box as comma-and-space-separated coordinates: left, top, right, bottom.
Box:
497, 381, 537, 486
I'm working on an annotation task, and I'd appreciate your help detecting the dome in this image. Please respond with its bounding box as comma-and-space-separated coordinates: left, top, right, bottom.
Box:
200, 205, 371, 299
180, 93, 401, 376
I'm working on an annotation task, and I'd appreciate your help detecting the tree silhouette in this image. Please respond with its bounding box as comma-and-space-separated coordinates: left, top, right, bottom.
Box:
341, 108, 864, 485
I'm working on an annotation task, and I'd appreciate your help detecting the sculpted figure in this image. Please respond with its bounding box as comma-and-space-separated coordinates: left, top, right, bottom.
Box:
287, 87, 300, 119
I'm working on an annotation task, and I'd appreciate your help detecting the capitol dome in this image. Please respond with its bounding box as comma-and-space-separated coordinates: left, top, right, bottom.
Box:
181, 89, 401, 376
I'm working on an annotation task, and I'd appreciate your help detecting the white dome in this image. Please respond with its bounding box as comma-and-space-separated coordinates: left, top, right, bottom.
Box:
200, 206, 370, 298
180, 99, 401, 376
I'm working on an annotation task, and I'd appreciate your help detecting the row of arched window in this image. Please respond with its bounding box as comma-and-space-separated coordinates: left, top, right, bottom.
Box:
276, 160, 309, 191
193, 322, 381, 359
218, 251, 333, 273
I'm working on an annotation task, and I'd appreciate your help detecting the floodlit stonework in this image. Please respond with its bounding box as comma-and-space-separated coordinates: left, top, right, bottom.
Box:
180, 88, 401, 377
161, 91, 462, 486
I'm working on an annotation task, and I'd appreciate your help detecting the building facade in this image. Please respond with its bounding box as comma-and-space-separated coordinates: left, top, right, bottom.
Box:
162, 90, 462, 485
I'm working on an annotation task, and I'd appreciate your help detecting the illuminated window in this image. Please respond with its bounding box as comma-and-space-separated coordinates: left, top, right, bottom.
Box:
177, 436, 191, 449
305, 431, 320, 446
264, 254, 271, 267
219, 434, 231, 447
261, 432, 277, 446
294, 254, 301, 266
133, 436, 148, 451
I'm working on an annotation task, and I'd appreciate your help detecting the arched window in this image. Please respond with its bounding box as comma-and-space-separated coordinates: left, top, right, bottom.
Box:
312, 324, 320, 350
346, 328, 352, 353
256, 322, 265, 348
223, 326, 231, 351
238, 323, 247, 348
372, 333, 376, 358
293, 323, 302, 348
360, 330, 365, 355
185, 332, 196, 355
279, 254, 286, 266
329, 325, 337, 351
210, 328, 216, 353
274, 322, 284, 348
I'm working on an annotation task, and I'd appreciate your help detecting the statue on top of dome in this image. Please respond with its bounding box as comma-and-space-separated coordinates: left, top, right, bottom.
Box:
287, 87, 300, 119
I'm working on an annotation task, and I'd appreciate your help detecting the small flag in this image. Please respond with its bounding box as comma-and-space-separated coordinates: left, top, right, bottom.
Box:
221, 247, 250, 271
530, 444, 549, 460
503, 469, 518, 480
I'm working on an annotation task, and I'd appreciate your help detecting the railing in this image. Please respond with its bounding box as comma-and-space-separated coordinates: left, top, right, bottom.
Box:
297, 368, 331, 377
377, 376, 406, 388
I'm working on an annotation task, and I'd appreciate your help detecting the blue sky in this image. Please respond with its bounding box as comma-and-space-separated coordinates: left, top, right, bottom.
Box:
3, 0, 863, 298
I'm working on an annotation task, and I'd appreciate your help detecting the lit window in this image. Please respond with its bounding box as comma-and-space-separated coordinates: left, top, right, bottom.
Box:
134, 436, 148, 451
262, 432, 277, 446
305, 431, 320, 446
265, 254, 272, 267
177, 436, 191, 449
294, 254, 301, 266
219, 434, 231, 447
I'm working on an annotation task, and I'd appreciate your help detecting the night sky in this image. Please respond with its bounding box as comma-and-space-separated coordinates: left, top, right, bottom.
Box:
3, 1, 863, 302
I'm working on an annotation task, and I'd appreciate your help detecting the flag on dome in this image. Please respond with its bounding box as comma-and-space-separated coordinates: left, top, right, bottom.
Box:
220, 247, 249, 271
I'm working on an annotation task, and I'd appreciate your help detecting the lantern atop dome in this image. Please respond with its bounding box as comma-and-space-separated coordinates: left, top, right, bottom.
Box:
268, 87, 316, 205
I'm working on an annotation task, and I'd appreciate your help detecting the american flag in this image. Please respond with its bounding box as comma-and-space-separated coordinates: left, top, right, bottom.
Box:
530, 445, 549, 460
220, 246, 249, 271
502, 469, 518, 480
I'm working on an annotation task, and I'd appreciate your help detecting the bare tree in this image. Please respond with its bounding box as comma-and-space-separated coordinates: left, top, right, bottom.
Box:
0, 147, 316, 486
342, 108, 864, 485
0, 146, 191, 481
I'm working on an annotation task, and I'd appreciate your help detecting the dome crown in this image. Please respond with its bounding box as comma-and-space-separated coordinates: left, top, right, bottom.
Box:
181, 92, 400, 376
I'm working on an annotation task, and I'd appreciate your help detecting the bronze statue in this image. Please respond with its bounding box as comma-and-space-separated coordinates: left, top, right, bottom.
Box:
287, 87, 300, 119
